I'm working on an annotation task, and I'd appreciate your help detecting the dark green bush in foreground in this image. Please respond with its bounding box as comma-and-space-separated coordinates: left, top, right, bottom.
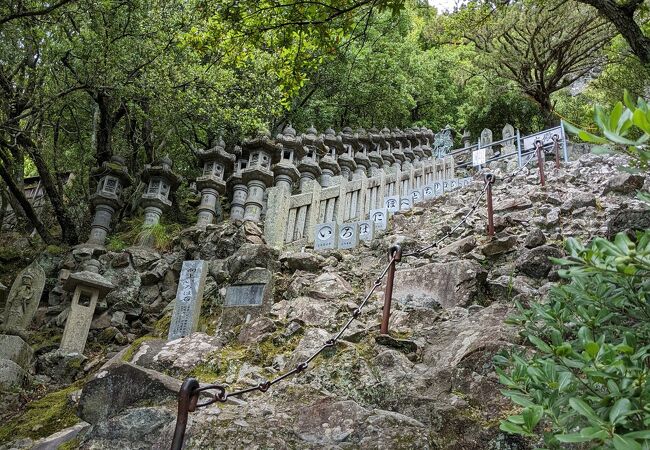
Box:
496, 231, 650, 449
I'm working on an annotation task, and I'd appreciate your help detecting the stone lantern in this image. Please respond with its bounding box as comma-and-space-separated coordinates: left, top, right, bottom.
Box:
140, 156, 181, 227
337, 127, 358, 181
226, 147, 249, 221
462, 130, 472, 149
390, 128, 406, 170
421, 128, 434, 161
273, 126, 301, 192
398, 130, 414, 169
87, 155, 132, 246
319, 128, 341, 187
194, 138, 236, 227
404, 128, 419, 166
367, 128, 385, 176
380, 128, 395, 172
60, 257, 114, 355
412, 128, 426, 165
352, 128, 371, 179
241, 133, 276, 222
297, 126, 322, 191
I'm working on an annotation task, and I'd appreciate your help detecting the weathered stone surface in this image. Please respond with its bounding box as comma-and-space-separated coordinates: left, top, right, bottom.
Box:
80, 407, 174, 450
481, 234, 518, 256
306, 272, 353, 300
524, 228, 546, 248
439, 236, 476, 256
37, 350, 86, 385
561, 192, 596, 213
603, 173, 645, 194
516, 245, 563, 279
393, 260, 487, 308
167, 260, 207, 341
126, 246, 161, 271
494, 197, 532, 212
238, 317, 276, 344
0, 334, 33, 368
294, 399, 371, 444
0, 358, 28, 389
31, 422, 90, 450
2, 261, 45, 333
227, 244, 280, 278
279, 252, 326, 271
607, 208, 650, 237
375, 335, 420, 355
153, 333, 222, 371
488, 275, 537, 300
78, 362, 180, 424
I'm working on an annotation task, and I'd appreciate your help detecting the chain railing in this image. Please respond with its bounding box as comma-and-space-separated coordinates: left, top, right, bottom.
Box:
170, 147, 557, 449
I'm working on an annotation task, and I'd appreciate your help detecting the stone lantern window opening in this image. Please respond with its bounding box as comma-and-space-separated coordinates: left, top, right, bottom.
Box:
160, 181, 170, 198
148, 178, 161, 195
282, 149, 293, 162
99, 176, 120, 195
261, 153, 270, 168
203, 161, 215, 176
237, 160, 248, 172
250, 152, 259, 166
78, 289, 92, 307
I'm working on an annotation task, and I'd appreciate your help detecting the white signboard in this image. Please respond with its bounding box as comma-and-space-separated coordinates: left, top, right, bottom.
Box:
315, 222, 337, 250
472, 148, 486, 166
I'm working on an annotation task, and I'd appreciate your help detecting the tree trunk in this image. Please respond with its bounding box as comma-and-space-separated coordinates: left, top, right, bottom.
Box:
577, 0, 650, 63
20, 136, 79, 244
0, 162, 54, 243
95, 92, 114, 166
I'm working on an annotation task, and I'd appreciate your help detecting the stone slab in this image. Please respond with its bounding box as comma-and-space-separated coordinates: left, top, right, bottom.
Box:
358, 220, 374, 242
399, 197, 412, 211
408, 189, 423, 204
338, 223, 359, 249
225, 284, 265, 307
0, 334, 33, 368
384, 195, 400, 213
314, 222, 337, 250
432, 181, 443, 196
369, 208, 389, 231
167, 260, 208, 341
422, 185, 435, 200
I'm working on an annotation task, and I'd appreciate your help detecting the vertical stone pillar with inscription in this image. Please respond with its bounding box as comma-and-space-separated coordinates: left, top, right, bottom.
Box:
168, 260, 208, 341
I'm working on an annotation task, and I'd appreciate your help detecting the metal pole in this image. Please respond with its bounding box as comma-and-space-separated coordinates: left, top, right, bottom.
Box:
516, 129, 522, 167
560, 120, 569, 162
535, 140, 545, 187
485, 173, 495, 237
380, 245, 402, 335
171, 378, 200, 450
552, 134, 560, 169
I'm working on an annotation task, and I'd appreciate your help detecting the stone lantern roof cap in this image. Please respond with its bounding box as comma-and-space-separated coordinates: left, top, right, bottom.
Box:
141, 157, 182, 188
63, 270, 115, 298
91, 155, 133, 187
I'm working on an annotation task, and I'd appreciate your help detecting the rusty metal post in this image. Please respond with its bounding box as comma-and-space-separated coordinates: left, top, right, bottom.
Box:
552, 134, 560, 169
484, 173, 495, 237
380, 245, 402, 335
171, 378, 200, 450
535, 140, 545, 187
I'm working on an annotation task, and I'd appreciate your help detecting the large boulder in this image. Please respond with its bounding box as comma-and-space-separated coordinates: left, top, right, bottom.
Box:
607, 208, 650, 238
78, 362, 180, 424
393, 260, 488, 309
515, 245, 563, 279
0, 359, 28, 389
0, 334, 33, 368
603, 173, 645, 195
227, 244, 280, 278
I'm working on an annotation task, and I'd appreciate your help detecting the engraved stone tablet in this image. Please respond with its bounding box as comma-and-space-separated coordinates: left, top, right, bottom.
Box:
400, 197, 412, 211
409, 189, 423, 204
314, 222, 337, 250
225, 284, 265, 307
338, 223, 358, 249
433, 181, 443, 196
358, 220, 374, 242
369, 208, 389, 231
442, 179, 451, 192
450, 179, 458, 190
384, 195, 400, 213
423, 185, 435, 200
168, 260, 207, 341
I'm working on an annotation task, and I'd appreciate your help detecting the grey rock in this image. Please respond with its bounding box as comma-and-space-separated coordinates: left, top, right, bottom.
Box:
81, 407, 174, 450
481, 234, 518, 256
31, 422, 89, 450
375, 335, 420, 355
126, 246, 161, 271
306, 272, 353, 300
603, 173, 645, 194
37, 350, 86, 385
439, 236, 476, 256
153, 333, 222, 372
393, 260, 487, 309
561, 192, 596, 213
279, 252, 326, 272
524, 228, 546, 248
227, 244, 280, 278
516, 245, 563, 279
0, 334, 33, 368
78, 362, 180, 423
488, 275, 537, 300
238, 317, 276, 344
494, 197, 532, 212
0, 358, 28, 389
294, 399, 370, 444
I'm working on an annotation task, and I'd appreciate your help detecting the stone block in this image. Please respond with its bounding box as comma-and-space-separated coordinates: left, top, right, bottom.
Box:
0, 334, 33, 368
358, 220, 374, 242
167, 260, 207, 341
399, 197, 412, 211
0, 359, 28, 389
369, 208, 389, 231
384, 195, 399, 213
314, 222, 337, 250
338, 223, 359, 249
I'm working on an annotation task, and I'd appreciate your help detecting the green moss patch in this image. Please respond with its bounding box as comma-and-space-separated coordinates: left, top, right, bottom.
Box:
122, 335, 159, 362
0, 385, 80, 443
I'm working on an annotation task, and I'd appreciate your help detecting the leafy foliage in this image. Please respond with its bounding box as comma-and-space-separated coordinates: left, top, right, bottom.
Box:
496, 232, 650, 449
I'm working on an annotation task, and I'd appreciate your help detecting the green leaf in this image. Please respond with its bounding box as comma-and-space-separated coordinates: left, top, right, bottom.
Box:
613, 434, 642, 450
523, 406, 544, 432
500, 420, 528, 436
528, 335, 552, 353
610, 398, 632, 424
569, 398, 604, 425
558, 371, 572, 392
625, 431, 650, 440
585, 341, 600, 359
555, 433, 597, 443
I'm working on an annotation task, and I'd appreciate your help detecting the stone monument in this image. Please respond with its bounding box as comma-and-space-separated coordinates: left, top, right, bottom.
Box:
2, 262, 45, 334
480, 128, 493, 158
168, 260, 208, 341
60, 259, 114, 354
241, 133, 276, 222
502, 124, 516, 155
194, 138, 236, 227
139, 156, 181, 237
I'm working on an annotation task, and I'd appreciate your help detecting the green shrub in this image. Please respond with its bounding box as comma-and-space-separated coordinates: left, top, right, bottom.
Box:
495, 231, 650, 449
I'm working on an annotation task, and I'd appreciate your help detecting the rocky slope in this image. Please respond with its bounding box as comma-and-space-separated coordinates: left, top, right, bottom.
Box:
1, 152, 649, 450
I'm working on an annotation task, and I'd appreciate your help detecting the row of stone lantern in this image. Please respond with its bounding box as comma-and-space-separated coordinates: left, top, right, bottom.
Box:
82, 125, 445, 248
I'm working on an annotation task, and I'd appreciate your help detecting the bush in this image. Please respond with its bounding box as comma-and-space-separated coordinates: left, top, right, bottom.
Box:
495, 231, 650, 449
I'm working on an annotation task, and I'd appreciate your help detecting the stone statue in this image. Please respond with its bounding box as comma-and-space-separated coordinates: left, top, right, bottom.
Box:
2, 262, 45, 333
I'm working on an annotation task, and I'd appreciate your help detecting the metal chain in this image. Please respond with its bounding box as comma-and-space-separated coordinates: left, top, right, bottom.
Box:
185, 253, 398, 408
